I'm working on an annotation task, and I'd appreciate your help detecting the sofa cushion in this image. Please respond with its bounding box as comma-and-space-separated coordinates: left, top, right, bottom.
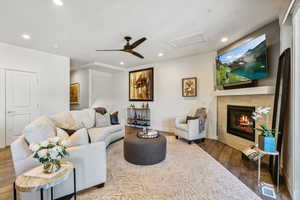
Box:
57, 127, 89, 147
95, 113, 110, 128
70, 109, 96, 129
176, 123, 188, 132
50, 111, 77, 130
88, 125, 122, 143
23, 116, 56, 144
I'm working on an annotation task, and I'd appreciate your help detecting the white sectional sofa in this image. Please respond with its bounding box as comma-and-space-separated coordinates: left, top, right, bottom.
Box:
10, 108, 124, 200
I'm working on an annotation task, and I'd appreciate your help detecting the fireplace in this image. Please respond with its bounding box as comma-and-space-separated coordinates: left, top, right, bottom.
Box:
227, 105, 255, 141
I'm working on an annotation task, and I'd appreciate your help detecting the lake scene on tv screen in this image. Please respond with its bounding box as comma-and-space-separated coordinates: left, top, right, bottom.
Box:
216, 34, 268, 86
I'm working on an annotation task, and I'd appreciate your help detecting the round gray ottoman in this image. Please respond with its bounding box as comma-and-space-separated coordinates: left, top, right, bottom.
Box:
124, 134, 167, 165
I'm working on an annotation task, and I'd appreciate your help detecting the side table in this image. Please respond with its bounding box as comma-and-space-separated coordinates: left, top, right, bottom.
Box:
257, 148, 280, 191
14, 161, 76, 200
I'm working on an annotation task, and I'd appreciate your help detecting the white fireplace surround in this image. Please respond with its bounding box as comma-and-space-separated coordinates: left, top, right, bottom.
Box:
216, 87, 274, 151
215, 86, 275, 97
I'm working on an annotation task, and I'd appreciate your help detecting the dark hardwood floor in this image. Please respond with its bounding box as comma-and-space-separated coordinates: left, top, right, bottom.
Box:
195, 138, 291, 200
0, 127, 291, 200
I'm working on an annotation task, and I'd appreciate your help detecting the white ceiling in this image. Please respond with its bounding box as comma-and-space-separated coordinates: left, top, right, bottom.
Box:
0, 0, 284, 69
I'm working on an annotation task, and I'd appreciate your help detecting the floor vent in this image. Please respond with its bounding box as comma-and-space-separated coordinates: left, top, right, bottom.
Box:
261, 182, 276, 199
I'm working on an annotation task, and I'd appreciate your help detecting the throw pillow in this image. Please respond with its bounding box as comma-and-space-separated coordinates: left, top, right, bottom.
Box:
57, 127, 89, 147
95, 112, 110, 128
110, 111, 119, 125
186, 116, 199, 123
56, 127, 69, 137
50, 111, 77, 130
23, 116, 56, 144
70, 109, 96, 129
94, 107, 107, 115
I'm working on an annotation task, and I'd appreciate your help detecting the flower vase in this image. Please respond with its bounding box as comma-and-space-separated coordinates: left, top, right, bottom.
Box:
43, 161, 61, 174
264, 137, 276, 153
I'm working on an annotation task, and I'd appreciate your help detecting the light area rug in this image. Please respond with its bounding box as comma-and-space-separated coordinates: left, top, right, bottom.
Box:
78, 136, 261, 200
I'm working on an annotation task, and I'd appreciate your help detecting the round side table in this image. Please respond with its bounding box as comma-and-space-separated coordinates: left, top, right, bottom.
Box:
14, 161, 76, 200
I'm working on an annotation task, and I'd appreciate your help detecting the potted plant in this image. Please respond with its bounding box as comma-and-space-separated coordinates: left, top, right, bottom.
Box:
252, 107, 278, 152
29, 137, 70, 174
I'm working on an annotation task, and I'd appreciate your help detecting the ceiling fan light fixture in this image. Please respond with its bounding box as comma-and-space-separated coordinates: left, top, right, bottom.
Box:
120, 61, 124, 65
158, 52, 164, 57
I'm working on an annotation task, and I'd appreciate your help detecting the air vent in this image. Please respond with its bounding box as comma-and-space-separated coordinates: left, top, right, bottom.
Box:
168, 33, 206, 48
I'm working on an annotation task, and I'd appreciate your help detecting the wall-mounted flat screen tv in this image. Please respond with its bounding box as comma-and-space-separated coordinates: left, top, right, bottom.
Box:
216, 34, 268, 86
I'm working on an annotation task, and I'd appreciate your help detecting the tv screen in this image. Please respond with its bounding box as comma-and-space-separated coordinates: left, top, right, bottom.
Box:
216, 34, 268, 86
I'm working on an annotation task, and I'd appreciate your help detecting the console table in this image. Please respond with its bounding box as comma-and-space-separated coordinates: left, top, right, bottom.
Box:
127, 107, 151, 128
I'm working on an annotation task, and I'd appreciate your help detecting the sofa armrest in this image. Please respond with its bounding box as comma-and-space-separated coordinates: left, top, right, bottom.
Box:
187, 119, 199, 135
10, 136, 40, 176
66, 141, 106, 186
175, 116, 186, 127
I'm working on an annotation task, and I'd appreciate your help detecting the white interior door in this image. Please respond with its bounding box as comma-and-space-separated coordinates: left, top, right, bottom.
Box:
5, 70, 39, 145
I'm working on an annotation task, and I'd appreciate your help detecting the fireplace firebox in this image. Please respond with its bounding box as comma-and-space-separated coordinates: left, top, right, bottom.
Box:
227, 105, 255, 141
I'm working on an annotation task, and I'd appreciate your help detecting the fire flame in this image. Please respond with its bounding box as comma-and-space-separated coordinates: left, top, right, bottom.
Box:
239, 115, 251, 125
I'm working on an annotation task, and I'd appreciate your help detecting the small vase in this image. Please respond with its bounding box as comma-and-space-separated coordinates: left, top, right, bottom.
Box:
264, 137, 276, 153
43, 161, 61, 174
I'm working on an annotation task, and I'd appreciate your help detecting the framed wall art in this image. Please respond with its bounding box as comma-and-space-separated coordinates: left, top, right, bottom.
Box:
70, 83, 80, 105
129, 68, 154, 101
182, 77, 197, 97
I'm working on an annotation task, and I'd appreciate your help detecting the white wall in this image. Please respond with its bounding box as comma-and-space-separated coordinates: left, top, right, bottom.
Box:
112, 52, 217, 138
90, 70, 115, 110
0, 42, 70, 147
70, 69, 90, 110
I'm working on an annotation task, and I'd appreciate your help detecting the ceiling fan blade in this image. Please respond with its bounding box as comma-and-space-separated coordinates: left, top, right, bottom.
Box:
96, 49, 123, 51
129, 50, 144, 59
129, 37, 147, 49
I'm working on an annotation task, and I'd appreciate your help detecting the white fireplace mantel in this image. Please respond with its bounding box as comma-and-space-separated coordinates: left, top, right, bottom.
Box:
214, 86, 275, 97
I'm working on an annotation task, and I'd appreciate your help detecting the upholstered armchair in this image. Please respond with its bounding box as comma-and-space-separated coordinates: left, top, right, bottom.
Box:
175, 108, 207, 144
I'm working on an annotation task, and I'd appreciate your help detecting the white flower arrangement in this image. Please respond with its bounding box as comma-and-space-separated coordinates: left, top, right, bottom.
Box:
251, 106, 278, 137
251, 106, 271, 121
29, 137, 70, 173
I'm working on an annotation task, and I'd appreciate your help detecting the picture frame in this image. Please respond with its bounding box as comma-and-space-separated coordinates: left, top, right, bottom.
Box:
129, 68, 154, 101
70, 83, 80, 105
182, 77, 197, 97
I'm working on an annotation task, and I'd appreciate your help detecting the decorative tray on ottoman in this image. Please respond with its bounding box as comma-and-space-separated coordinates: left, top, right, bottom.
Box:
137, 130, 159, 139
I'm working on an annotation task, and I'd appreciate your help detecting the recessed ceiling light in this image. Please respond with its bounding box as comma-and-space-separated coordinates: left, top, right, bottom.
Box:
21, 34, 31, 40
53, 0, 64, 6
221, 37, 228, 43
158, 52, 164, 57
120, 61, 124, 65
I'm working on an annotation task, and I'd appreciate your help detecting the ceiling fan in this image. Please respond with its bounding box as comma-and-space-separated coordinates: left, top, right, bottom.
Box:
96, 36, 147, 59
